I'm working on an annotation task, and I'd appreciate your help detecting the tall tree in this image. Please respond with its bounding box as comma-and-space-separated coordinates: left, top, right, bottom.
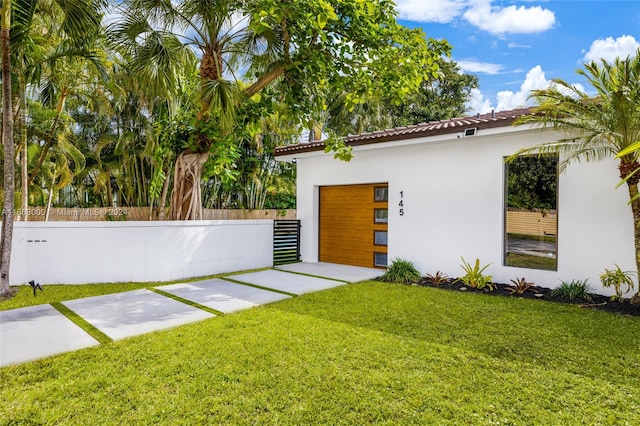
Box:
113, 0, 448, 220
1, 0, 15, 296
0, 0, 105, 294
511, 49, 640, 304
387, 59, 479, 126
326, 58, 477, 137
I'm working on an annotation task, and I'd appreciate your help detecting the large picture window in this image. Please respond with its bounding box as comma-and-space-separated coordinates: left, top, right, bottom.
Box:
504, 155, 558, 270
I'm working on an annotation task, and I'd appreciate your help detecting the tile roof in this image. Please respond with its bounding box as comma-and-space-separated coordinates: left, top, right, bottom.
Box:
274, 107, 535, 157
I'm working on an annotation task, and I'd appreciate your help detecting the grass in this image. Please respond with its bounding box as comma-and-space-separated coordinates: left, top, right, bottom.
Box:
505, 252, 557, 270
507, 232, 557, 243
0, 282, 154, 310
0, 270, 265, 311
1, 282, 640, 424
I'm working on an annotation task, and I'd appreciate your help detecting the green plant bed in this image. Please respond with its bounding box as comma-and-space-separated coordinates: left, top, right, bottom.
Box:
416, 277, 640, 317
506, 252, 557, 270
2, 282, 640, 424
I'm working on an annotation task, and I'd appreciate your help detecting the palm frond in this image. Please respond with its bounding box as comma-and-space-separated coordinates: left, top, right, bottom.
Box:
57, 134, 86, 174
198, 78, 241, 132
53, 0, 105, 47
513, 48, 640, 170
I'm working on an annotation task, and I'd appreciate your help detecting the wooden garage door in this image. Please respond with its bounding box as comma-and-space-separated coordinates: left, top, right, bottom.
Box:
319, 183, 388, 268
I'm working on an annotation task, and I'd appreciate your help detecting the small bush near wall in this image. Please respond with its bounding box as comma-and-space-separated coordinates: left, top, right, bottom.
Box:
379, 259, 421, 284
458, 258, 494, 291
550, 280, 592, 302
600, 265, 636, 301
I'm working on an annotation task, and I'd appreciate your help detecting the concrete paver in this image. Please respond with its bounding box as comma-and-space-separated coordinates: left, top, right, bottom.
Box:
158, 279, 291, 313
62, 289, 214, 340
0, 304, 99, 367
276, 262, 382, 283
1, 263, 375, 366
230, 269, 346, 295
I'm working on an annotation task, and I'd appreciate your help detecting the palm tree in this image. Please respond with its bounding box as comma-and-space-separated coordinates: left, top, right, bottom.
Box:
0, 0, 106, 295
512, 49, 640, 303
111, 0, 257, 219
1, 0, 16, 296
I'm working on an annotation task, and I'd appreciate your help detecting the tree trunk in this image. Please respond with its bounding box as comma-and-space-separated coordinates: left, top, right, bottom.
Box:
20, 90, 28, 221
626, 181, 640, 305
44, 189, 53, 222
0, 4, 14, 296
169, 152, 209, 220
158, 163, 172, 221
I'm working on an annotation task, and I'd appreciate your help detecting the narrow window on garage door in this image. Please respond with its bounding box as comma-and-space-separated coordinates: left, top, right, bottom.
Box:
373, 185, 388, 268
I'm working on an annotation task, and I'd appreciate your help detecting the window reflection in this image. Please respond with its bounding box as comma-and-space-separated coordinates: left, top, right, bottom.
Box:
504, 155, 558, 271
374, 209, 388, 223
374, 187, 388, 202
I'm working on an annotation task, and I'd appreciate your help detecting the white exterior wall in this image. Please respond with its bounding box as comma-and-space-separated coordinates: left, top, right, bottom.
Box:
9, 220, 273, 285
290, 127, 635, 296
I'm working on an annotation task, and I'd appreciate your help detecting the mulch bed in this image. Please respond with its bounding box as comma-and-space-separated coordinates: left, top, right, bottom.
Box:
414, 278, 640, 317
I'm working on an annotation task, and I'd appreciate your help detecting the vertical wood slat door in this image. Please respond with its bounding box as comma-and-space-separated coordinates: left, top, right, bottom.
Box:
319, 183, 388, 268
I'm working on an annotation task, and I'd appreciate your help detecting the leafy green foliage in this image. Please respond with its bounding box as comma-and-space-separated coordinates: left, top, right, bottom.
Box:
506, 277, 536, 295
550, 280, 593, 301
506, 155, 558, 210
264, 191, 296, 209
423, 271, 450, 286
379, 258, 421, 284
600, 265, 636, 301
326, 59, 478, 136
458, 257, 493, 290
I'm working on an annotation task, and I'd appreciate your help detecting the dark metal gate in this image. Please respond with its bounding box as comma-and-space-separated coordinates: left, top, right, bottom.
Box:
273, 220, 301, 265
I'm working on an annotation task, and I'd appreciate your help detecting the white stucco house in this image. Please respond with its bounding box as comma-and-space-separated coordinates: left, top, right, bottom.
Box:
274, 107, 635, 296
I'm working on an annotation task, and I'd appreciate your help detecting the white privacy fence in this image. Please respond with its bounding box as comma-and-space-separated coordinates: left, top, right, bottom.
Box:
9, 220, 274, 285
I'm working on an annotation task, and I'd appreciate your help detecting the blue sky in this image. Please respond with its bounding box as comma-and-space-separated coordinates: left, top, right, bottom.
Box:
394, 0, 640, 115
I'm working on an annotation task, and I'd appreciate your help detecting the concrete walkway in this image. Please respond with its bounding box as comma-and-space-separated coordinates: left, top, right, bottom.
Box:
0, 263, 380, 367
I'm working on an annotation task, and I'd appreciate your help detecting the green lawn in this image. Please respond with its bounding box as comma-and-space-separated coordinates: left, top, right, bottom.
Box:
1, 282, 639, 424
505, 252, 557, 270
0, 271, 257, 311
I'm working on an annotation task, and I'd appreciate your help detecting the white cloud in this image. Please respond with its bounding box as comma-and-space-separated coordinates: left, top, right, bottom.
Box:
395, 0, 467, 24
582, 35, 640, 63
507, 42, 532, 49
395, 1, 556, 35
457, 60, 503, 74
495, 65, 549, 110
466, 88, 493, 114
463, 0, 555, 35
466, 65, 554, 114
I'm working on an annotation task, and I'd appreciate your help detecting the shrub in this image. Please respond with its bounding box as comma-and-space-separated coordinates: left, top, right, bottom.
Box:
506, 277, 535, 295
379, 258, 421, 284
264, 191, 296, 209
600, 265, 635, 301
423, 271, 450, 286
550, 279, 592, 301
458, 257, 493, 291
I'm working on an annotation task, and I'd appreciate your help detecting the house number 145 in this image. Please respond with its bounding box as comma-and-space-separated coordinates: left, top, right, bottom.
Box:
399, 191, 404, 216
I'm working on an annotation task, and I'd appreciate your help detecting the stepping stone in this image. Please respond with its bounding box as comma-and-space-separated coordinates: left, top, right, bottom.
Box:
62, 289, 213, 340
0, 304, 99, 367
276, 262, 382, 283
230, 269, 346, 295
158, 279, 291, 313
